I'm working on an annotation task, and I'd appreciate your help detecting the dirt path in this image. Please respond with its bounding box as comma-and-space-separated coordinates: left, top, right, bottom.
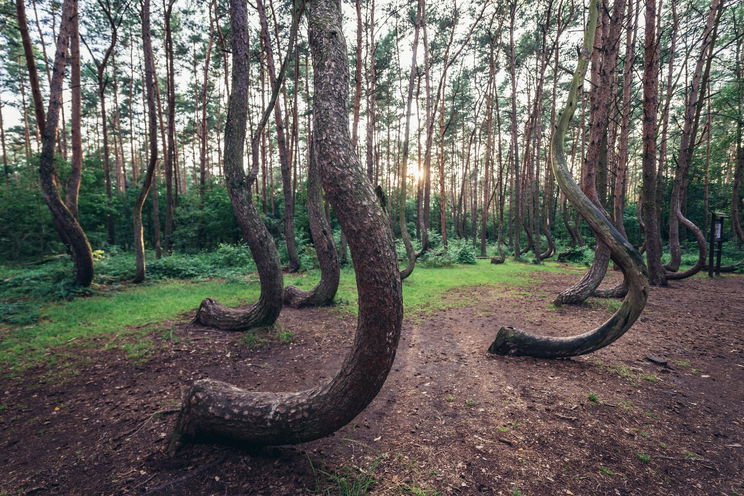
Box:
1, 270, 743, 495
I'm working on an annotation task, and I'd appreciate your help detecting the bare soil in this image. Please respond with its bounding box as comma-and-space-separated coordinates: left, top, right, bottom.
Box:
1, 269, 743, 496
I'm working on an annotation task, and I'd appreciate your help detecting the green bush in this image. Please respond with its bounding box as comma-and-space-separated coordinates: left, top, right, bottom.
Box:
454, 242, 477, 264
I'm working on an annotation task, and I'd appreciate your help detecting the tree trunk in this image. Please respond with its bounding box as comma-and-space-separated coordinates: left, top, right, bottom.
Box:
32, 0, 94, 287
508, 1, 522, 258
66, 0, 82, 217
164, 0, 177, 252
283, 136, 340, 308
640, 0, 666, 286
398, 0, 423, 280
489, 0, 648, 358
170, 0, 403, 449
257, 0, 300, 272
193, 0, 303, 331
665, 0, 722, 279
132, 0, 159, 284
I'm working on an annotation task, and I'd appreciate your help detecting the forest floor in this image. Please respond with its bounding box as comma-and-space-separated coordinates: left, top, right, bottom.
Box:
1, 263, 743, 495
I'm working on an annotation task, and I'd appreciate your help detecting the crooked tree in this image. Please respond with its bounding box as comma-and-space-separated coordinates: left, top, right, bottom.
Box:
170, 0, 403, 448
191, 0, 304, 331
488, 0, 648, 358
17, 0, 94, 287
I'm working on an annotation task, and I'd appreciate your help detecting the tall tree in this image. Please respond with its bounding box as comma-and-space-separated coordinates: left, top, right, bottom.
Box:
192, 0, 303, 330
257, 0, 301, 272
665, 0, 723, 279
489, 0, 648, 358
555, 0, 626, 305
132, 0, 159, 283
398, 0, 423, 280
640, 0, 666, 286
30, 0, 94, 286
169, 0, 403, 449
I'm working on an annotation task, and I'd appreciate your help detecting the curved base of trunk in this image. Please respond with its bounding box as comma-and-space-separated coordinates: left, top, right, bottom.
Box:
283, 279, 338, 308
665, 212, 706, 281
193, 297, 281, 331
553, 242, 611, 305
399, 232, 417, 280
592, 281, 628, 298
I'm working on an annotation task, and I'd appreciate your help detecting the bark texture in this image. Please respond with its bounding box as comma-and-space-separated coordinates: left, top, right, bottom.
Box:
489, 0, 648, 358
554, 0, 625, 305
132, 0, 158, 283
282, 137, 339, 308
192, 0, 291, 331
26, 0, 94, 287
171, 0, 403, 448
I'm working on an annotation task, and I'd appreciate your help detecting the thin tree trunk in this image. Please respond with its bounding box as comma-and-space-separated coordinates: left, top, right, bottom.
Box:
398, 0, 423, 280
164, 0, 177, 252
257, 0, 300, 272
133, 0, 159, 283
66, 0, 82, 217
665, 0, 722, 279
641, 0, 666, 286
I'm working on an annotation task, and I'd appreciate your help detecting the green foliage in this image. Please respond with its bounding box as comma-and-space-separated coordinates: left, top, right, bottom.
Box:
556, 245, 594, 265
418, 249, 456, 267
587, 393, 600, 403
453, 241, 477, 264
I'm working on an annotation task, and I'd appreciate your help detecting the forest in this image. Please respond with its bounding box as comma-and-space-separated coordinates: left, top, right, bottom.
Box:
0, 0, 743, 493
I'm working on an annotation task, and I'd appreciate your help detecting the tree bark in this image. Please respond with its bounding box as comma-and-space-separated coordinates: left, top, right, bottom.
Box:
257, 0, 301, 272
193, 0, 303, 331
489, 0, 648, 358
32, 0, 94, 287
283, 136, 339, 308
132, 0, 159, 284
170, 0, 403, 449
640, 0, 666, 286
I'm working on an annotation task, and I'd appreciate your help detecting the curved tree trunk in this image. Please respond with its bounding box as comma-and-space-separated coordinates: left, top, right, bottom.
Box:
665, 0, 722, 277
489, 0, 648, 358
554, 0, 625, 305
170, 0, 403, 449
398, 0, 423, 280
664, 208, 706, 280
132, 0, 159, 283
283, 137, 339, 308
192, 0, 300, 331
257, 0, 300, 272
23, 0, 94, 287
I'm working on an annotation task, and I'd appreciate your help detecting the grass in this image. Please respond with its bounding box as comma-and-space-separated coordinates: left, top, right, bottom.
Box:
0, 258, 572, 374
587, 393, 601, 403
597, 465, 614, 476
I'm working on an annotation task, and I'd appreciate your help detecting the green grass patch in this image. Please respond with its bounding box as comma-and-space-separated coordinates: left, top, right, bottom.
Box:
0, 258, 572, 373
